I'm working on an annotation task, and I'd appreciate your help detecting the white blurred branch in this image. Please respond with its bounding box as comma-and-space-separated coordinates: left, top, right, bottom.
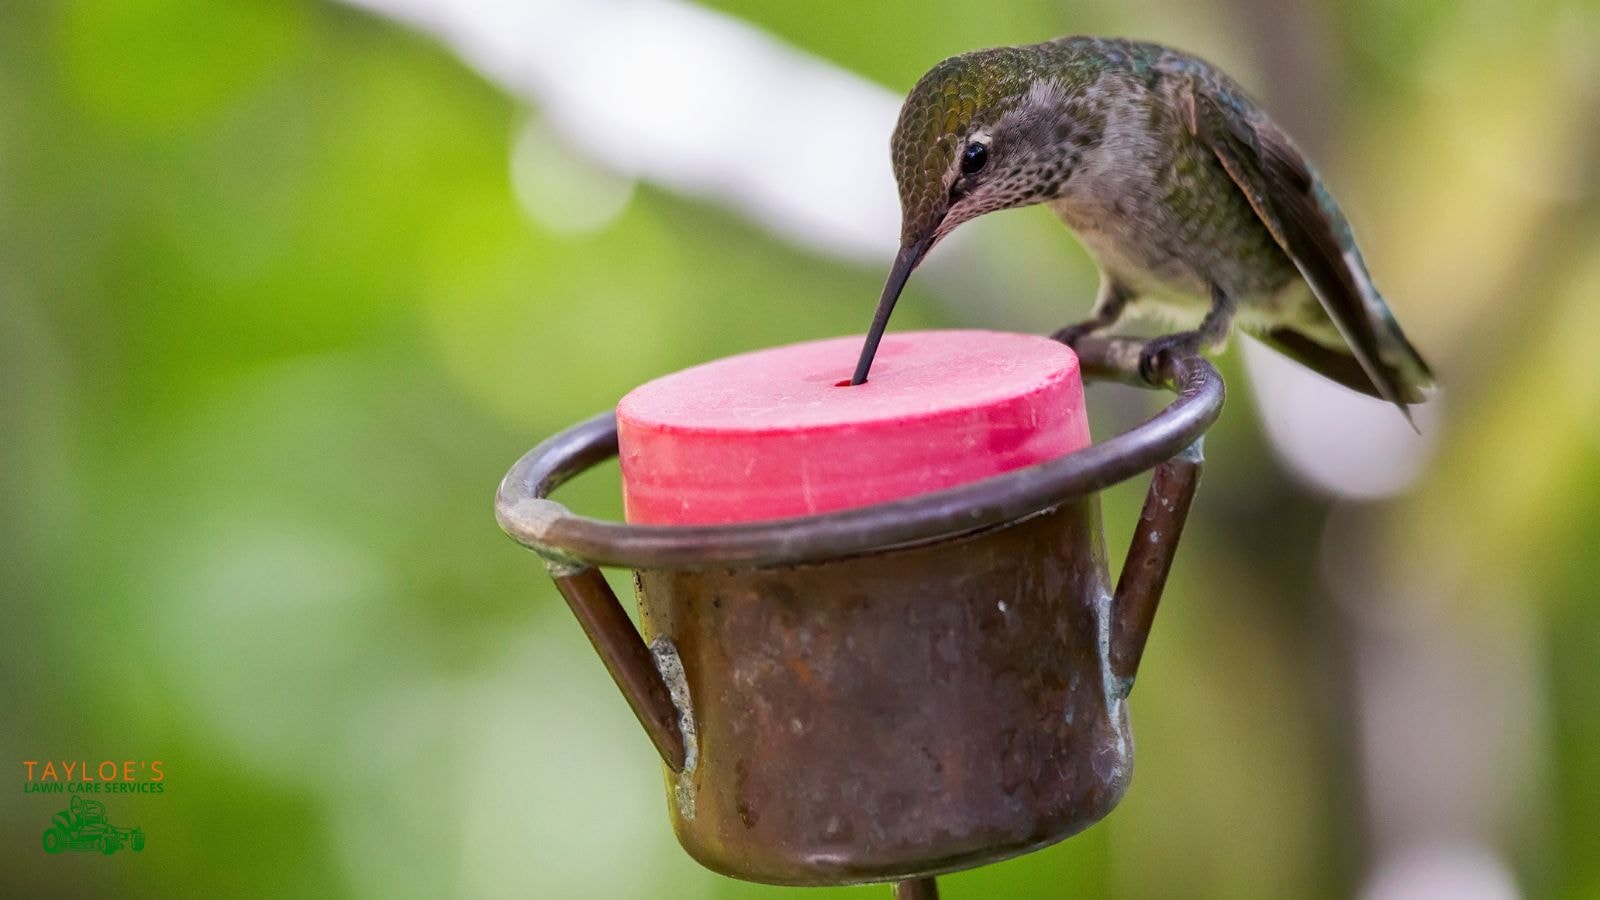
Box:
341, 0, 902, 263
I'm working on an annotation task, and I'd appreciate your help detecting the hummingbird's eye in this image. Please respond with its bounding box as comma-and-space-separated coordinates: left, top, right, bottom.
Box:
960, 141, 989, 175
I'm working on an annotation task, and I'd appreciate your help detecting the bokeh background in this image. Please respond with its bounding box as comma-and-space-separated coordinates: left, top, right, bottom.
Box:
3, 0, 1598, 897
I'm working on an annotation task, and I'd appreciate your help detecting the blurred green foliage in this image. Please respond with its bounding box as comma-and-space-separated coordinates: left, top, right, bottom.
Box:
2, 1, 1598, 898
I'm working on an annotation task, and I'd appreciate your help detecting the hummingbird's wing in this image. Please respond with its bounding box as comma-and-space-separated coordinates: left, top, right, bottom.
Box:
1178, 75, 1434, 416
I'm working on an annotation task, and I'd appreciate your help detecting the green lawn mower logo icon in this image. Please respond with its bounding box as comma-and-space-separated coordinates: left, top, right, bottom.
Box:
42, 795, 145, 856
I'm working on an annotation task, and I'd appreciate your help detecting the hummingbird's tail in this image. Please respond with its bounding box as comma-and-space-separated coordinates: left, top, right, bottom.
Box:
1377, 306, 1436, 392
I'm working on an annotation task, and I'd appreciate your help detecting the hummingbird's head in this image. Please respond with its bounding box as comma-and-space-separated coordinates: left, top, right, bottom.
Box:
851, 44, 1096, 383
890, 48, 1077, 249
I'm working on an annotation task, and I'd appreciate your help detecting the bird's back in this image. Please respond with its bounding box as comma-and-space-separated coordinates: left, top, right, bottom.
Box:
1025, 39, 1301, 306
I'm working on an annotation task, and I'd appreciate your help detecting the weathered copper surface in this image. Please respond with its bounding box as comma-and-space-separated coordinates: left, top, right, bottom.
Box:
1110, 439, 1204, 685
553, 567, 687, 770
639, 500, 1126, 884
493, 338, 1223, 888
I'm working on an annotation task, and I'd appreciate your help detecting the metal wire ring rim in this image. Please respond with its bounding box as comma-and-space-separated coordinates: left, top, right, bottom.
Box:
495, 338, 1224, 571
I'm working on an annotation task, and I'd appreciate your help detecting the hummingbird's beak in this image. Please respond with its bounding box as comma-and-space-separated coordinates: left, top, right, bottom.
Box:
849, 235, 933, 385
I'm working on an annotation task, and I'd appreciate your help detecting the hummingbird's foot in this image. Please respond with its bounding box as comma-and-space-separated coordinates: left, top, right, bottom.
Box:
1050, 321, 1101, 348
1137, 332, 1204, 385
1139, 286, 1234, 383
1052, 282, 1132, 350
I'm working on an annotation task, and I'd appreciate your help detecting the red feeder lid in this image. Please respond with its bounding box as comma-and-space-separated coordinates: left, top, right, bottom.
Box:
617, 330, 1090, 526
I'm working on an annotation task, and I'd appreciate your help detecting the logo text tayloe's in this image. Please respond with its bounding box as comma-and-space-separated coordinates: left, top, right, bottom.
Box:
23, 761, 165, 794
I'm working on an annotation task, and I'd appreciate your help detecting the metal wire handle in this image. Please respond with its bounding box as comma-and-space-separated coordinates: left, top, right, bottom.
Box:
495, 337, 1224, 572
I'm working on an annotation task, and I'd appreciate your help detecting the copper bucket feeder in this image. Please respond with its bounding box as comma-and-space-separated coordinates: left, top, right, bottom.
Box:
495, 338, 1225, 896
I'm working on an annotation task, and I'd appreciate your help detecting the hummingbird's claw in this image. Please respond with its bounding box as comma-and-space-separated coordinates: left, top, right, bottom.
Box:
1136, 347, 1164, 386
1137, 333, 1202, 386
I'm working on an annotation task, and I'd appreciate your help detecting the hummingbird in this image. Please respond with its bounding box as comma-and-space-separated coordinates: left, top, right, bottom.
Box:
849, 36, 1434, 423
